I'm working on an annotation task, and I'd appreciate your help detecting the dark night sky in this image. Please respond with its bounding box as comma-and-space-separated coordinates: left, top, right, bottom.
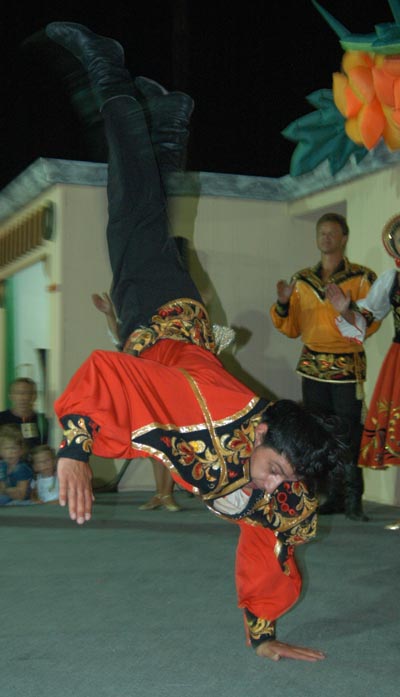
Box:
0, 1, 396, 191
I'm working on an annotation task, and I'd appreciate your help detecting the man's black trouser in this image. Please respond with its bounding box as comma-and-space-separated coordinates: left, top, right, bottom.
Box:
302, 377, 364, 509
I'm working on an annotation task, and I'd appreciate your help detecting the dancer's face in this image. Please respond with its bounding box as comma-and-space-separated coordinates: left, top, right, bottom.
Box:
248, 424, 298, 494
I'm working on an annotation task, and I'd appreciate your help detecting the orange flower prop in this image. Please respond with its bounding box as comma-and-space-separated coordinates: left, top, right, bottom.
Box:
333, 51, 400, 150
282, 2, 400, 176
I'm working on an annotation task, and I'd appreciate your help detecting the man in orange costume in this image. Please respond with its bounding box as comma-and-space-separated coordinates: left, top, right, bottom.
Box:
44, 22, 345, 662
270, 214, 379, 520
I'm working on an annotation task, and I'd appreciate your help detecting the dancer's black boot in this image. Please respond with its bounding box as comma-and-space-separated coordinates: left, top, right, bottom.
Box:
317, 471, 345, 515
45, 22, 134, 108
344, 464, 369, 521
134, 76, 194, 174
44, 23, 194, 175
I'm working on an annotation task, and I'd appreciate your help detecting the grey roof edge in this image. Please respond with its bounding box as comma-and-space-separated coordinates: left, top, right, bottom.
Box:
1, 143, 400, 224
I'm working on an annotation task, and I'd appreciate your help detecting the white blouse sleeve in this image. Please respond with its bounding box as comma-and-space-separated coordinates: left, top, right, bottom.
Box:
335, 268, 396, 343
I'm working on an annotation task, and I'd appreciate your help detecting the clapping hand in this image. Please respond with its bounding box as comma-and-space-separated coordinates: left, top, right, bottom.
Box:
326, 283, 351, 315
276, 280, 295, 304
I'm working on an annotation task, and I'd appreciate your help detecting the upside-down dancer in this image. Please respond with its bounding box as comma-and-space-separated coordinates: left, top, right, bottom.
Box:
41, 22, 347, 662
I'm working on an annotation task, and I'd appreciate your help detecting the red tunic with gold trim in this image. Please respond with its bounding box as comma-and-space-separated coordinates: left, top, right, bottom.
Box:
54, 299, 318, 648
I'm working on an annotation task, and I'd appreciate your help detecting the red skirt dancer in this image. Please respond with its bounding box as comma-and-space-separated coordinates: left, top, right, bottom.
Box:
359, 341, 400, 468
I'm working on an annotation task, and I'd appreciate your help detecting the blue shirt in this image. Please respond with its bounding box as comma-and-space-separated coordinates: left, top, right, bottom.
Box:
0, 460, 33, 499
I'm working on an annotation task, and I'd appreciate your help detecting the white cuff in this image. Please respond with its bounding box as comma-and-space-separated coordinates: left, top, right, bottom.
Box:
335, 314, 366, 344
107, 327, 120, 346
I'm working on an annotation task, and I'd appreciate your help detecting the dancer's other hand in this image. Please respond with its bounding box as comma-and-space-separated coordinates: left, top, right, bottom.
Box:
57, 457, 94, 524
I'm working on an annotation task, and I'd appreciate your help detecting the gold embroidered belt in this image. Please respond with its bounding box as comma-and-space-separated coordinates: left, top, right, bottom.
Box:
123, 298, 216, 356
296, 345, 366, 383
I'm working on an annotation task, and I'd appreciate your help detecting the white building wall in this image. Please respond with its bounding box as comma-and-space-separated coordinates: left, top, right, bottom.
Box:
1, 162, 400, 502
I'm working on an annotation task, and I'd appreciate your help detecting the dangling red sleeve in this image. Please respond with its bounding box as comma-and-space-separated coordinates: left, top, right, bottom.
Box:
235, 522, 302, 647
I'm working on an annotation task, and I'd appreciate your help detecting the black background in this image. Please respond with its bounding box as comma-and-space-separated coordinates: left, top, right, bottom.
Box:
0, 0, 395, 190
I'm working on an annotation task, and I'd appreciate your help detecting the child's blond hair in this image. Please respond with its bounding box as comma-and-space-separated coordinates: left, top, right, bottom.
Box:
31, 444, 56, 459
0, 424, 27, 454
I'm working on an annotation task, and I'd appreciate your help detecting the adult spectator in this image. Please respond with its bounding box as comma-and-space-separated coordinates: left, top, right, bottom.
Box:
0, 377, 48, 452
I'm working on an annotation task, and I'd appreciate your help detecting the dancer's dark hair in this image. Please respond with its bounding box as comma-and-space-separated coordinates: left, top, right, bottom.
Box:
261, 399, 348, 480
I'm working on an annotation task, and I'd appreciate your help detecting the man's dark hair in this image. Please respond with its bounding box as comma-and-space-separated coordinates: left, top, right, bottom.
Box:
316, 213, 349, 237
261, 400, 348, 480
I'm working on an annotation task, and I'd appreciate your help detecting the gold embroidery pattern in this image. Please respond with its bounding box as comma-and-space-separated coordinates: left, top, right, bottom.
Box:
162, 412, 262, 497
360, 281, 400, 467
240, 481, 318, 546
360, 399, 400, 467
293, 269, 326, 301
123, 298, 216, 356
131, 399, 268, 498
294, 259, 376, 294
177, 369, 263, 498
278, 513, 318, 549
168, 435, 220, 482
63, 418, 93, 454
246, 615, 275, 642
297, 345, 366, 382
212, 482, 318, 573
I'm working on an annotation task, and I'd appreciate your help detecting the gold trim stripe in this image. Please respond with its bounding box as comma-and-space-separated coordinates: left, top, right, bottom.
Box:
177, 369, 254, 500
130, 396, 261, 441
128, 441, 201, 495
130, 387, 260, 500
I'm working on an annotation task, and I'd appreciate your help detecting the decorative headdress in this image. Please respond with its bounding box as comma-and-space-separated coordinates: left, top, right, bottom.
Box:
382, 213, 400, 267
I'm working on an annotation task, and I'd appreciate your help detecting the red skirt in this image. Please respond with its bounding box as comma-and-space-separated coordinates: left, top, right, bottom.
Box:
359, 342, 400, 468
54, 340, 256, 463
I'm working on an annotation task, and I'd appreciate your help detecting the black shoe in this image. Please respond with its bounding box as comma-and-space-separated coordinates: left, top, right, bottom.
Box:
45, 22, 124, 70
134, 75, 169, 98
45, 22, 132, 108
134, 77, 194, 134
134, 86, 194, 173
318, 500, 345, 515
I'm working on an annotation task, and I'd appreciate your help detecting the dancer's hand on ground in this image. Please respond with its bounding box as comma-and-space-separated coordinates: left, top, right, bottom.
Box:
57, 457, 94, 524
256, 640, 326, 662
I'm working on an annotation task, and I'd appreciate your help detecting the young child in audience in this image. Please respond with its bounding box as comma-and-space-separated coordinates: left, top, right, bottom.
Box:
0, 424, 33, 505
31, 445, 59, 503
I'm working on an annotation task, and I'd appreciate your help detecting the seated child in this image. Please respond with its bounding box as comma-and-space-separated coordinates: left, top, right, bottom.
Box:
0, 424, 33, 505
31, 445, 59, 503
